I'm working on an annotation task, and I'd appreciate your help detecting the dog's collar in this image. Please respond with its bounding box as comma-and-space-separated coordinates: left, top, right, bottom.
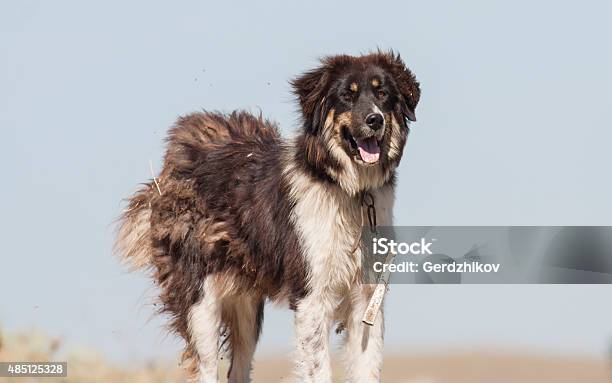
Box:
361, 191, 377, 234
350, 191, 377, 255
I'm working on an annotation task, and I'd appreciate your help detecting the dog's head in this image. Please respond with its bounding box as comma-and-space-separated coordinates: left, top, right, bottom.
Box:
292, 51, 420, 195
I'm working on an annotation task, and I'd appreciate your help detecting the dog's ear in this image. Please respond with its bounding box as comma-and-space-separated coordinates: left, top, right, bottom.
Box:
291, 64, 332, 134
384, 52, 420, 123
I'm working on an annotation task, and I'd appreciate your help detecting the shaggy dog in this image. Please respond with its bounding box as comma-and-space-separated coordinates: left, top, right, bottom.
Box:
116, 51, 420, 383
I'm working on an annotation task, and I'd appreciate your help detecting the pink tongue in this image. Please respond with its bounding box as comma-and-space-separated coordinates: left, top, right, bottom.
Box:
357, 137, 380, 163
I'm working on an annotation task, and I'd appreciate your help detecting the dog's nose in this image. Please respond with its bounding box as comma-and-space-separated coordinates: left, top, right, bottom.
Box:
365, 113, 384, 130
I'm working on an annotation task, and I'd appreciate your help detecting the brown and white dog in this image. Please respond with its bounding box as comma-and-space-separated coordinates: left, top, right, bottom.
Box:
116, 51, 420, 382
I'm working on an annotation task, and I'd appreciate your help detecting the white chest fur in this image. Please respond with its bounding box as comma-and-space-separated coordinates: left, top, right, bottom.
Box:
286, 168, 395, 297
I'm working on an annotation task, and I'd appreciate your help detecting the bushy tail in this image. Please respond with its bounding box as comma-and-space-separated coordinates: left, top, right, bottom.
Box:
115, 111, 276, 272
115, 185, 155, 271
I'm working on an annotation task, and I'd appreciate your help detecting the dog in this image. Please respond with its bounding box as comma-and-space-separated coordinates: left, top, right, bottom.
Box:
116, 51, 420, 382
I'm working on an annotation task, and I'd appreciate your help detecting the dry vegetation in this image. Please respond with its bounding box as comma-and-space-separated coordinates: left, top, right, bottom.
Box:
1, 326, 610, 382
0, 327, 186, 383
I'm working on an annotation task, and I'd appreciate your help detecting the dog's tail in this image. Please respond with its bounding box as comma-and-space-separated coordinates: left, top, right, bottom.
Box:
115, 185, 155, 271
115, 111, 277, 271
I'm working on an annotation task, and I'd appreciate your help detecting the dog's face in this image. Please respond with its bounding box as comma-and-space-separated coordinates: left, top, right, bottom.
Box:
292, 52, 420, 194
330, 65, 413, 166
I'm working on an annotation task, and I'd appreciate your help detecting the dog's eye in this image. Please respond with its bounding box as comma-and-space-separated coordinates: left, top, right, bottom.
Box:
342, 93, 353, 102
377, 90, 386, 98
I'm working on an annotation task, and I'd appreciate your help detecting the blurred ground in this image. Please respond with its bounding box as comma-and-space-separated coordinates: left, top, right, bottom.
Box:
1, 327, 610, 382
251, 355, 611, 383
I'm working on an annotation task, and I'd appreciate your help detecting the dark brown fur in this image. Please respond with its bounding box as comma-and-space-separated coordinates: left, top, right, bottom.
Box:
119, 112, 310, 375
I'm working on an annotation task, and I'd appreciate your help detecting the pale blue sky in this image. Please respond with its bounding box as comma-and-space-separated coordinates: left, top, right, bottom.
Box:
1, 0, 611, 364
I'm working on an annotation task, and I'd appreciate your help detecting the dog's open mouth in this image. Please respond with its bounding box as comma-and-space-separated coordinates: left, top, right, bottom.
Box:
356, 137, 380, 163
343, 127, 381, 164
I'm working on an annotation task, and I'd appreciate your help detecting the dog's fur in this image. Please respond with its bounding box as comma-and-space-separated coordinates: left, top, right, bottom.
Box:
116, 51, 420, 382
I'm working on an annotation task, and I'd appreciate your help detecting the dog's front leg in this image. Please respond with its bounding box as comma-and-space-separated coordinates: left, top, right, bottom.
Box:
293, 293, 334, 383
342, 284, 384, 383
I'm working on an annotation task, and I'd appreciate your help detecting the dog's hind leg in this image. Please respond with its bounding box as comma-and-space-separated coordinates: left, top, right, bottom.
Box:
188, 277, 223, 383
223, 293, 264, 383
